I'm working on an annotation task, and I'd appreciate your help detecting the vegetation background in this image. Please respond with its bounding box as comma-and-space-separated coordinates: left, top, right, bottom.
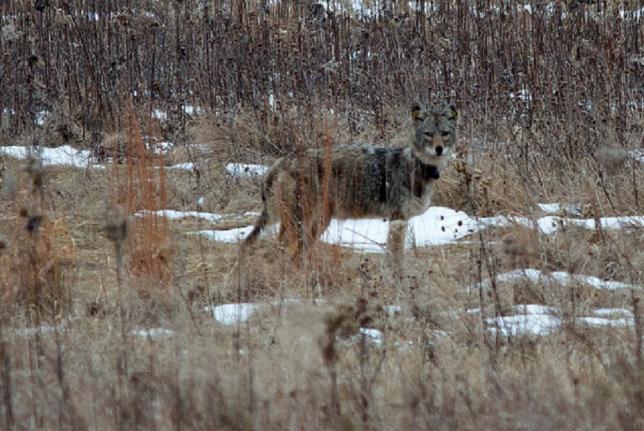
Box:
0, 0, 642, 429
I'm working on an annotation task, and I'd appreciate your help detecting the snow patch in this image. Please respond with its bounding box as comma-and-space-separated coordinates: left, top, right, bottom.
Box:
576, 317, 633, 328
35, 111, 49, 126
210, 303, 260, 325
480, 213, 644, 235
509, 89, 532, 102
0, 145, 97, 168
485, 304, 634, 337
629, 149, 644, 163
488, 314, 560, 337
182, 105, 203, 115
131, 328, 175, 338
537, 203, 582, 216
470, 268, 639, 291
197, 205, 644, 251
537, 203, 561, 214
152, 109, 167, 120
320, 207, 483, 252
358, 328, 384, 346
135, 209, 223, 223
166, 162, 195, 171
148, 141, 174, 155
208, 299, 318, 326
225, 163, 269, 177
194, 226, 259, 243
592, 308, 634, 319
383, 305, 402, 316
12, 323, 66, 337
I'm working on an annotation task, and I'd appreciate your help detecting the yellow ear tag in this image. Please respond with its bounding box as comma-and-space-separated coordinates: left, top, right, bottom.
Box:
449, 105, 458, 120
412, 105, 424, 121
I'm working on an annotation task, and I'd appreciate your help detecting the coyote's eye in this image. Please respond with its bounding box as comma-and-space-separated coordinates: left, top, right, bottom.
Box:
424, 132, 432, 137
440, 131, 450, 137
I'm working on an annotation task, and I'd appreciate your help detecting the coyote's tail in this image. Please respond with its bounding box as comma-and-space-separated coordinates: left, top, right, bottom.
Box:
243, 170, 275, 248
242, 158, 281, 249
243, 206, 268, 247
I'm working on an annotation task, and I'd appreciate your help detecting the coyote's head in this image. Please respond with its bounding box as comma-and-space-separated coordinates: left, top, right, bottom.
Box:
411, 102, 458, 168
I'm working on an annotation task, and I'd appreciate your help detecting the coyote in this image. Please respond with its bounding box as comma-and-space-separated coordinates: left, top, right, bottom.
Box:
243, 102, 457, 271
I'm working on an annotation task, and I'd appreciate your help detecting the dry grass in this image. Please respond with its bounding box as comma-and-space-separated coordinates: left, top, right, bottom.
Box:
1, 123, 642, 428
0, 0, 643, 429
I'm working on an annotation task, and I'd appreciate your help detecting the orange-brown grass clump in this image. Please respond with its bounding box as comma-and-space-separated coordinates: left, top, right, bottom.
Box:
105, 107, 174, 318
0, 158, 75, 318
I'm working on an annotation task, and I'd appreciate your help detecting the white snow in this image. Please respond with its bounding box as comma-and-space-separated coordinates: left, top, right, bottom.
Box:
35, 111, 49, 126
194, 226, 258, 243
12, 323, 66, 337
537, 203, 582, 216
208, 299, 316, 326
0, 145, 97, 168
485, 304, 634, 337
195, 206, 482, 251
509, 89, 532, 103
320, 218, 388, 252
196, 204, 644, 251
383, 305, 402, 315
592, 308, 634, 319
470, 268, 639, 291
182, 105, 203, 115
559, 215, 644, 232
408, 1, 438, 13
315, 0, 379, 17
487, 314, 560, 337
131, 328, 175, 338
208, 298, 633, 341
629, 149, 644, 163
467, 303, 557, 316
210, 303, 260, 325
620, 7, 644, 19
147, 141, 174, 155
208, 298, 321, 326
320, 207, 480, 251
478, 213, 644, 235
225, 163, 270, 177
514, 304, 557, 315
166, 162, 195, 171
268, 94, 276, 109
537, 203, 561, 214
576, 317, 633, 328
135, 209, 223, 223
21, 139, 178, 162
358, 328, 384, 346
152, 109, 167, 120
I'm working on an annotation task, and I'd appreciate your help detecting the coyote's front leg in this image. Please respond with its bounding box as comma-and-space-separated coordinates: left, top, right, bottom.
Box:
385, 220, 407, 278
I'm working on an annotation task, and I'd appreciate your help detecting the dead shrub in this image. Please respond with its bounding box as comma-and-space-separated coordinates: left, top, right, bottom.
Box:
107, 106, 173, 314
0, 162, 75, 317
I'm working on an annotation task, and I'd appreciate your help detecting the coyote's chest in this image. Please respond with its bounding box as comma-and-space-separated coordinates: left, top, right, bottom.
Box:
392, 162, 437, 219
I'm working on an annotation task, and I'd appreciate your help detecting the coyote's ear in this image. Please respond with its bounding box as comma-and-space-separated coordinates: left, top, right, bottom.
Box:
411, 104, 427, 125
446, 103, 458, 121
